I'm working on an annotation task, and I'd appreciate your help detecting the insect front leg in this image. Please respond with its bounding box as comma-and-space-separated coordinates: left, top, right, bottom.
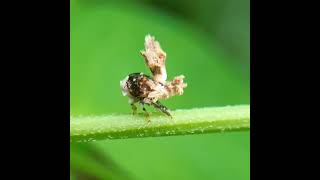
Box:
140, 102, 151, 122
130, 103, 138, 115
129, 98, 139, 115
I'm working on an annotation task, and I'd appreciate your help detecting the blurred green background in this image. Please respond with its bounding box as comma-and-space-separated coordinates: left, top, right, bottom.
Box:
70, 0, 250, 179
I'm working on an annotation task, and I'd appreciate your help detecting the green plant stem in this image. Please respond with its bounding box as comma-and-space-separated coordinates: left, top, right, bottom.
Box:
70, 105, 250, 142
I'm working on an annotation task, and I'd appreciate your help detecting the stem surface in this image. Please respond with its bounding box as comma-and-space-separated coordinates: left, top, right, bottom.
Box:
70, 105, 250, 142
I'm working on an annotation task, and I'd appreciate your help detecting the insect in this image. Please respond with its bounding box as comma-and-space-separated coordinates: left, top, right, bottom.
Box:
120, 35, 187, 120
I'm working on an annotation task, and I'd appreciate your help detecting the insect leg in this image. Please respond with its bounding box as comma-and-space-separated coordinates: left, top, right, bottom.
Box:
140, 102, 151, 122
130, 103, 137, 115
152, 101, 172, 118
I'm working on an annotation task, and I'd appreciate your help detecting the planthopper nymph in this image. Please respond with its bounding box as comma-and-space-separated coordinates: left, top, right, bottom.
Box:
120, 35, 187, 120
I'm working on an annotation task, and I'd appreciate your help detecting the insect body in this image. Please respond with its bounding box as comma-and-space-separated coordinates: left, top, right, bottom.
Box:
120, 35, 187, 119
121, 72, 172, 117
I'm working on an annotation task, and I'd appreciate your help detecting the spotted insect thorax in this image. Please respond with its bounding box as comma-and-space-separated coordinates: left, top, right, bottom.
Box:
126, 73, 153, 98
120, 35, 187, 118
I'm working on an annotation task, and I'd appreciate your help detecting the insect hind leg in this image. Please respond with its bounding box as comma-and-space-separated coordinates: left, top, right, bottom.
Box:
152, 101, 172, 118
